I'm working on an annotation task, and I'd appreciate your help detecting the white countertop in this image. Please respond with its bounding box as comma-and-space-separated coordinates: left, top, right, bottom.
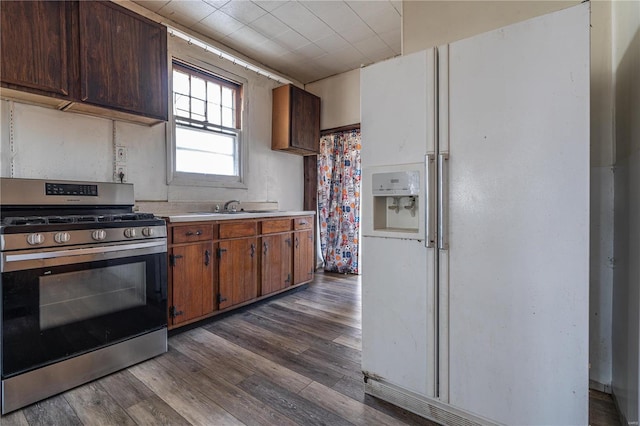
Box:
160, 210, 315, 223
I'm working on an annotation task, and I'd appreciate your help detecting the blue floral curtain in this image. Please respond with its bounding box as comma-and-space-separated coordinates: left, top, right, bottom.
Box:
318, 129, 361, 274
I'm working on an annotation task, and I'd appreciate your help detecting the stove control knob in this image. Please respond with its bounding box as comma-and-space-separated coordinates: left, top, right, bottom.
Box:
142, 227, 154, 237
54, 232, 71, 244
92, 230, 107, 241
124, 228, 137, 238
27, 233, 45, 246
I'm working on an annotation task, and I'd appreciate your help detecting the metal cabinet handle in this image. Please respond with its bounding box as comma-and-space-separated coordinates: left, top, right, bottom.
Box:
204, 249, 210, 266
299, 221, 307, 225
295, 236, 299, 248
250, 243, 255, 258
186, 230, 203, 237
263, 241, 268, 255
438, 153, 449, 250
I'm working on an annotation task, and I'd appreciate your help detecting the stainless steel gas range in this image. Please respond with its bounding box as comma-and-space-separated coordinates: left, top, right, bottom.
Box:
0, 178, 168, 414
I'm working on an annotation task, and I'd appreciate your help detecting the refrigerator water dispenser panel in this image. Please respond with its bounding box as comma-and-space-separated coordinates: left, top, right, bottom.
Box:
365, 166, 424, 238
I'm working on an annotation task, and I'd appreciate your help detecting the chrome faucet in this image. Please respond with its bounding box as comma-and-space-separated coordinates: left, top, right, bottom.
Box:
223, 200, 240, 212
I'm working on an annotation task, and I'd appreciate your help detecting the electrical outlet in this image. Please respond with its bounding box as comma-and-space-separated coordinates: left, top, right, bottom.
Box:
116, 146, 127, 163
115, 166, 127, 183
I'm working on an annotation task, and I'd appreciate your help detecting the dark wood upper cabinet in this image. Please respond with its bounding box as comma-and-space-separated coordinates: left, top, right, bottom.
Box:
272, 84, 320, 155
0, 0, 168, 125
0, 1, 71, 97
78, 1, 167, 121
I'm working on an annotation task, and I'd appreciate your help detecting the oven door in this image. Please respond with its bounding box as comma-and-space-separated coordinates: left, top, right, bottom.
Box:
1, 240, 167, 379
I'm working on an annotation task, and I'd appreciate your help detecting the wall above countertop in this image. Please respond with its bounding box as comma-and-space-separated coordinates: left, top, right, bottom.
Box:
0, 33, 306, 211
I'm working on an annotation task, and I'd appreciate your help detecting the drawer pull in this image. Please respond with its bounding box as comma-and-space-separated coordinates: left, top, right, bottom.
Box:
299, 221, 307, 225
186, 230, 203, 236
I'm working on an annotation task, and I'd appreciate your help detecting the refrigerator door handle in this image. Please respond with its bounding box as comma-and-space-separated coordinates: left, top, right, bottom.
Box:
425, 154, 436, 247
438, 153, 449, 250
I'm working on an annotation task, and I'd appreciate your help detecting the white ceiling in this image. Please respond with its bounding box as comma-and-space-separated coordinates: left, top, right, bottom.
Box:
132, 0, 402, 84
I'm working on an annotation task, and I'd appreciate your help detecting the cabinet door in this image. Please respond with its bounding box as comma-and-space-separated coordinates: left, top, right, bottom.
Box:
78, 1, 167, 120
0, 1, 70, 96
170, 242, 214, 325
293, 230, 314, 285
290, 85, 320, 152
218, 238, 258, 309
261, 234, 292, 296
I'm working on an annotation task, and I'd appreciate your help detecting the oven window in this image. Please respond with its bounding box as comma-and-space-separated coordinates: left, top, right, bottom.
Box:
40, 262, 146, 329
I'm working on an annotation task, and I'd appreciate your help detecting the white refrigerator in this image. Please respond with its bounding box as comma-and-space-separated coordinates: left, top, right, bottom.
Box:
361, 4, 590, 425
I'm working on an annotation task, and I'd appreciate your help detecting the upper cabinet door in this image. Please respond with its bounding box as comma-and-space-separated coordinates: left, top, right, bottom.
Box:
78, 1, 168, 120
0, 1, 70, 97
290, 85, 320, 153
272, 84, 320, 155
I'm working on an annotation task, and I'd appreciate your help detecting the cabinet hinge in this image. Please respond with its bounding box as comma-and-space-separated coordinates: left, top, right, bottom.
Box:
285, 273, 291, 284
217, 248, 227, 258
169, 254, 183, 266
169, 306, 184, 318
217, 294, 228, 304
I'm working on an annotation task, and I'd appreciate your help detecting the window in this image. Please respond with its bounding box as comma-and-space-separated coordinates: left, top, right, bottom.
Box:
170, 60, 244, 186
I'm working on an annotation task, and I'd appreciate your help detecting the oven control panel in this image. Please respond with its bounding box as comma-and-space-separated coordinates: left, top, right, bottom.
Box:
46, 183, 98, 197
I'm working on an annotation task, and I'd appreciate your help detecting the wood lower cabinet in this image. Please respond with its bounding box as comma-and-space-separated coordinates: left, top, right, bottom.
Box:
166, 215, 314, 329
293, 216, 314, 285
218, 237, 258, 310
294, 229, 314, 285
217, 221, 258, 310
261, 233, 292, 296
170, 241, 214, 326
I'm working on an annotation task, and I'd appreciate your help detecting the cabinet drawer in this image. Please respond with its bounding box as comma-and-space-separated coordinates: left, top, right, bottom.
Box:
262, 219, 292, 234
294, 216, 313, 230
219, 221, 257, 239
172, 224, 214, 243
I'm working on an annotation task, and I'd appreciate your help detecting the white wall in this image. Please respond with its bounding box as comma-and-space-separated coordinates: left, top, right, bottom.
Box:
403, 0, 616, 390
612, 0, 640, 423
0, 37, 304, 211
305, 68, 361, 130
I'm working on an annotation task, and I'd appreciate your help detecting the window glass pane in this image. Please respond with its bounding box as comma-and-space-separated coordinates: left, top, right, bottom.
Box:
174, 94, 190, 118
173, 70, 189, 95
175, 126, 237, 176
208, 102, 221, 125
221, 87, 233, 108
176, 150, 236, 176
208, 82, 221, 105
222, 106, 233, 128
191, 76, 206, 99
207, 83, 221, 125
192, 98, 205, 121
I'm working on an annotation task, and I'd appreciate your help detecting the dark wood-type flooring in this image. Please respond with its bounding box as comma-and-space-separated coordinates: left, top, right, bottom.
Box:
0, 272, 622, 425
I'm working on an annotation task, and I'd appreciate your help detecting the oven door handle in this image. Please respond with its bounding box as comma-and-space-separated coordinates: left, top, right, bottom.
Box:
2, 240, 167, 272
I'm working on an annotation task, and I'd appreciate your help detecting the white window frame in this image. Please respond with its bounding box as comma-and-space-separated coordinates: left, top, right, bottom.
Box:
167, 58, 248, 189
